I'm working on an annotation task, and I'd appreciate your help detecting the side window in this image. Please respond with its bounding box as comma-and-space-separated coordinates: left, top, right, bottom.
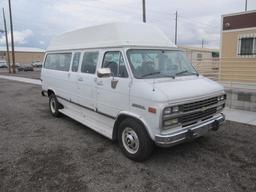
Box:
197, 53, 202, 61
44, 53, 72, 71
71, 52, 81, 72
102, 51, 128, 78
240, 37, 254, 55
81, 52, 99, 74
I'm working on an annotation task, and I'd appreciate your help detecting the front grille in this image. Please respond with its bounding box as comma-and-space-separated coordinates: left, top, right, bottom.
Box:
179, 107, 217, 126
182, 97, 218, 112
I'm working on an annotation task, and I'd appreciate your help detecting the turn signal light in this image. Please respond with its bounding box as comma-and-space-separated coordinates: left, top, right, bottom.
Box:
148, 107, 157, 114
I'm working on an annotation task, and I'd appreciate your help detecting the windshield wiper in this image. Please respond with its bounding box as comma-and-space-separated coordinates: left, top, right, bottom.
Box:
175, 70, 188, 76
141, 71, 161, 78
175, 70, 199, 77
141, 72, 175, 79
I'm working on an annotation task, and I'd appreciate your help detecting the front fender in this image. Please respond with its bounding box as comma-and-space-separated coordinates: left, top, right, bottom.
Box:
114, 111, 155, 141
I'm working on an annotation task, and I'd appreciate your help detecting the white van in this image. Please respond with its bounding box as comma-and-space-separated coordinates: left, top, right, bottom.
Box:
41, 23, 226, 161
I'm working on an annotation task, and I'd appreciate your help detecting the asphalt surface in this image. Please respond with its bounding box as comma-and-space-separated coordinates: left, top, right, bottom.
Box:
0, 69, 41, 80
0, 78, 256, 192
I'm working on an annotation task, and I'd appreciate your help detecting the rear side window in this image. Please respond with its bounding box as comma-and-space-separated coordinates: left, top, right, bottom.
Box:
81, 52, 99, 74
44, 53, 72, 71
72, 52, 81, 72
102, 51, 128, 78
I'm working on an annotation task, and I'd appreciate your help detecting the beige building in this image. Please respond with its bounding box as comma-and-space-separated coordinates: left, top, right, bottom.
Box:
179, 46, 220, 81
220, 10, 256, 83
180, 46, 219, 62
0, 47, 45, 65
220, 10, 256, 112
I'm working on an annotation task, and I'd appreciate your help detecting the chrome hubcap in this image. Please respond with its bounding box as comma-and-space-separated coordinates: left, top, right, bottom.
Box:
122, 127, 139, 154
50, 98, 56, 113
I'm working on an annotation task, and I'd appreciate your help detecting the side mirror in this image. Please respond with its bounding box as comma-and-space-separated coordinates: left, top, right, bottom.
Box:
97, 68, 112, 78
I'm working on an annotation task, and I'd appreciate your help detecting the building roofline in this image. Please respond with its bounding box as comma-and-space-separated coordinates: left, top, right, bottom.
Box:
179, 46, 219, 52
222, 10, 256, 18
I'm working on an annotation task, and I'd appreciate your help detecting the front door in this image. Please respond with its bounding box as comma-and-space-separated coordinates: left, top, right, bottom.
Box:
95, 50, 131, 118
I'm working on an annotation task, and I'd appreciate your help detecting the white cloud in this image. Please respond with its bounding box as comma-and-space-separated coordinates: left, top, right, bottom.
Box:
39, 40, 45, 45
0, 29, 33, 45
1, 0, 255, 48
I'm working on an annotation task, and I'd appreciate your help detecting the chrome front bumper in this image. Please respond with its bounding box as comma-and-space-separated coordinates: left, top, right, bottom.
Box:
155, 113, 225, 147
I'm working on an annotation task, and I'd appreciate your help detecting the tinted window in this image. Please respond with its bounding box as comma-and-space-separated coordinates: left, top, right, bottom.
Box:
72, 52, 81, 72
197, 53, 202, 61
81, 52, 99, 74
44, 53, 72, 71
212, 52, 219, 58
240, 38, 254, 55
102, 51, 128, 78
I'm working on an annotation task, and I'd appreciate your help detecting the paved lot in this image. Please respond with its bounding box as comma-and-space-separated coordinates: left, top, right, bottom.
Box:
0, 69, 41, 79
0, 79, 256, 192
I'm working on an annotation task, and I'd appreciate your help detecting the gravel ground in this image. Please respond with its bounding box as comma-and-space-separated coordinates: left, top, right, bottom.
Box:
0, 79, 256, 192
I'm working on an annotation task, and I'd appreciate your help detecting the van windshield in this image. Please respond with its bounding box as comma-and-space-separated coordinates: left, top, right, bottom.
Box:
127, 49, 198, 79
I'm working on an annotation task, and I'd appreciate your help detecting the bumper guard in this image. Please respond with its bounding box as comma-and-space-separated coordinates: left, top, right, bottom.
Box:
155, 113, 225, 147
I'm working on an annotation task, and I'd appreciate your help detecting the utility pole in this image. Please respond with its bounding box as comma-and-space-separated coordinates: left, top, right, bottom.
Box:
142, 0, 146, 22
175, 11, 178, 45
202, 39, 205, 48
8, 0, 16, 73
2, 8, 11, 73
245, 0, 248, 11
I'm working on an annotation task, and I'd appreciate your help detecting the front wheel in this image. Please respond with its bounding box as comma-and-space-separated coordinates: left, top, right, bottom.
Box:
118, 119, 154, 161
49, 94, 61, 117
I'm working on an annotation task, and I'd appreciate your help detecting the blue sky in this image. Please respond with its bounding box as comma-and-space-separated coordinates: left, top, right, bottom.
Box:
0, 0, 256, 49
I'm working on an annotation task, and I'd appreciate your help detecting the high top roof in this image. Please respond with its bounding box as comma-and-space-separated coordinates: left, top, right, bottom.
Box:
47, 22, 176, 51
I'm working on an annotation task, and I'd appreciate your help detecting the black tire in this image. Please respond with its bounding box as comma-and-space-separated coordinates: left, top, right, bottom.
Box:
49, 94, 61, 117
118, 118, 154, 161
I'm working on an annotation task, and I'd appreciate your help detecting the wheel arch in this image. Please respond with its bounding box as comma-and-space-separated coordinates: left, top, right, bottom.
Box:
47, 89, 64, 109
113, 112, 154, 141
47, 89, 56, 97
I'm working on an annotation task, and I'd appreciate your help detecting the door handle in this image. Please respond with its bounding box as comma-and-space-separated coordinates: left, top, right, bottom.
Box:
78, 77, 83, 82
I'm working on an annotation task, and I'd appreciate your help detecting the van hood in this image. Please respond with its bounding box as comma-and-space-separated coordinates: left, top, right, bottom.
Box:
134, 76, 224, 103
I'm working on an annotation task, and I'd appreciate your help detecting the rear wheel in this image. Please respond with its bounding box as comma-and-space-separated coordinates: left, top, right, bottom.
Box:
118, 118, 154, 161
49, 94, 61, 117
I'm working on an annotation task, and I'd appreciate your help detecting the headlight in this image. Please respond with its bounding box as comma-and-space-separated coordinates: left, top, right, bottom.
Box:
218, 94, 226, 101
163, 106, 180, 115
163, 107, 172, 115
172, 106, 179, 113
163, 118, 179, 128
217, 105, 223, 111
217, 104, 225, 111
